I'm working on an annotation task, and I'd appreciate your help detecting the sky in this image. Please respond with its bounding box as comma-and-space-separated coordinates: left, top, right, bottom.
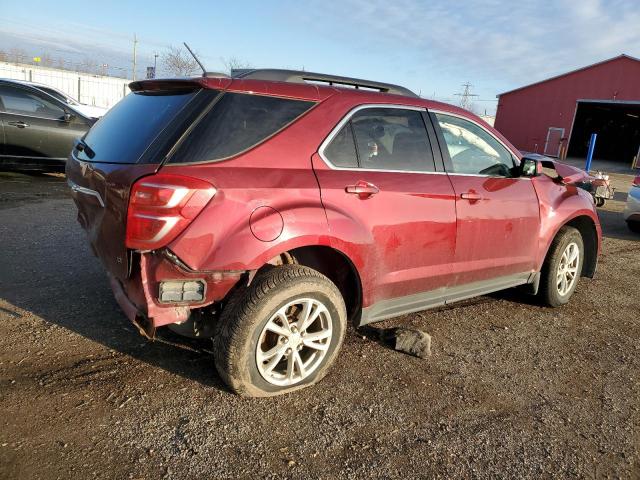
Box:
1, 0, 639, 115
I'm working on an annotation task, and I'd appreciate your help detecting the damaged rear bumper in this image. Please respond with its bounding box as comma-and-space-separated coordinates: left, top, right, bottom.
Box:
108, 250, 244, 337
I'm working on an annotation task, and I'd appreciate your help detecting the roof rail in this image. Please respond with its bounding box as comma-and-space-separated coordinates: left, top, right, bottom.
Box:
203, 71, 230, 78
231, 69, 417, 98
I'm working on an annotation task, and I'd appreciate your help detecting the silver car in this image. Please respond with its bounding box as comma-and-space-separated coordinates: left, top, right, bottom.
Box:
624, 175, 640, 232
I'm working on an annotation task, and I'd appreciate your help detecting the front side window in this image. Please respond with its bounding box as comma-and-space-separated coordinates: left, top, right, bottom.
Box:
435, 113, 515, 176
0, 86, 65, 120
170, 93, 315, 164
39, 87, 75, 105
322, 107, 435, 172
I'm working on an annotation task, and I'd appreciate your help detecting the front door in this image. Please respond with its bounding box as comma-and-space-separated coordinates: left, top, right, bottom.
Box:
0, 84, 88, 167
313, 106, 457, 308
544, 127, 564, 157
432, 112, 540, 286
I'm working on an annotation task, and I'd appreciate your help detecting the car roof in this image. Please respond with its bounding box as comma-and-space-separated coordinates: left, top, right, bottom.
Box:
128, 71, 513, 150
129, 73, 468, 113
0, 78, 66, 94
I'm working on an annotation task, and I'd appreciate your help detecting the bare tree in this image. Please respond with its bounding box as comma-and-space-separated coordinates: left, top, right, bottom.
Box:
77, 58, 95, 74
9, 47, 27, 63
162, 46, 200, 77
221, 56, 252, 74
41, 53, 53, 67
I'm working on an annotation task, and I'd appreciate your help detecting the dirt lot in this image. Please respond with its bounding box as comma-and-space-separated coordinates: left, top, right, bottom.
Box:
1, 171, 638, 479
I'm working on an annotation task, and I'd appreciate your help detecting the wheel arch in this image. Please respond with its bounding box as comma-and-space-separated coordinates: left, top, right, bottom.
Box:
257, 245, 363, 324
543, 214, 599, 278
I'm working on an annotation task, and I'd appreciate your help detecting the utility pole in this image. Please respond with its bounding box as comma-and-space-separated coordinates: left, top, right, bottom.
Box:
454, 82, 479, 111
132, 33, 138, 80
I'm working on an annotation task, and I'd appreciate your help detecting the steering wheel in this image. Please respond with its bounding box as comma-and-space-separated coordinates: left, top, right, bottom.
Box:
452, 149, 506, 176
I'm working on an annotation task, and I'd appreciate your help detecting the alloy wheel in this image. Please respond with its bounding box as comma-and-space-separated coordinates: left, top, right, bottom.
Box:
256, 298, 333, 386
556, 242, 580, 296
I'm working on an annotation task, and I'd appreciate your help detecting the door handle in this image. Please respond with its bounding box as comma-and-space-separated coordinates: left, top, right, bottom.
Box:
8, 121, 30, 128
345, 181, 379, 199
460, 191, 482, 201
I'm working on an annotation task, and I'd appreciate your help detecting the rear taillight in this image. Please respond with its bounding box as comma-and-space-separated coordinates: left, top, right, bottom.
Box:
633, 176, 640, 188
126, 174, 216, 250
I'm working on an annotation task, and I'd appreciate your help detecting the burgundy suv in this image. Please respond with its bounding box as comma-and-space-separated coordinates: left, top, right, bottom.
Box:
67, 70, 601, 396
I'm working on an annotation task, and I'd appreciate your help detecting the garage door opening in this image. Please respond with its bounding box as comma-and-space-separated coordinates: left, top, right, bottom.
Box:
568, 101, 640, 165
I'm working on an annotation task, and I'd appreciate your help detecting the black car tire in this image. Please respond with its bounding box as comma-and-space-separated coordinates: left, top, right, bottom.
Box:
627, 221, 640, 233
538, 226, 584, 307
214, 264, 347, 397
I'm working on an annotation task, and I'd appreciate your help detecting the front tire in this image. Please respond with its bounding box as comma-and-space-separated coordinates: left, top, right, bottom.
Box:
627, 220, 640, 233
538, 226, 584, 307
214, 265, 347, 397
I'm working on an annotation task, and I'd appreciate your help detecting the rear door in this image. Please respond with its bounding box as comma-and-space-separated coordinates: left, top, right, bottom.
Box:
66, 87, 216, 280
313, 105, 457, 306
0, 84, 88, 166
431, 111, 540, 286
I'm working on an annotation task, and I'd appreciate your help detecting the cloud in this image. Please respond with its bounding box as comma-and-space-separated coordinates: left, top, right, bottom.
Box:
300, 0, 640, 86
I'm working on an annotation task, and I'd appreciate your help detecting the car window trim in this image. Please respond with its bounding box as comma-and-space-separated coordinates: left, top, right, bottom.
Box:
429, 109, 523, 178
2, 110, 68, 122
318, 103, 441, 175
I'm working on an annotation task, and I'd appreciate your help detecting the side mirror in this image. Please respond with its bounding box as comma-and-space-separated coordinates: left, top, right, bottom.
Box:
63, 111, 75, 123
519, 156, 540, 177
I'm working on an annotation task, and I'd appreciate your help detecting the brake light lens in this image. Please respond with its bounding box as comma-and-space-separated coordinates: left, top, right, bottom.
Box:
126, 174, 216, 250
633, 176, 640, 187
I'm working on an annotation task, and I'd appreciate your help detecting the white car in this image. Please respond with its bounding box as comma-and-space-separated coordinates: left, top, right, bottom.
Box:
624, 175, 640, 233
14, 80, 108, 119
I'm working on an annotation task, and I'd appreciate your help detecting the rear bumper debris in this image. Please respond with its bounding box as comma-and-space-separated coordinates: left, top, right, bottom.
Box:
107, 250, 244, 334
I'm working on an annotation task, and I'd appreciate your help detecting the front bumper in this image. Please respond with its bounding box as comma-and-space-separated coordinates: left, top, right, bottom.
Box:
623, 186, 640, 222
108, 250, 244, 335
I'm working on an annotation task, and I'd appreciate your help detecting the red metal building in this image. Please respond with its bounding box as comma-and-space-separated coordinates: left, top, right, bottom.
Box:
494, 54, 640, 165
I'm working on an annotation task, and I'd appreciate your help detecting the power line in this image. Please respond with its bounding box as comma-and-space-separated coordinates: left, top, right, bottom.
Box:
132, 33, 138, 81
454, 82, 479, 110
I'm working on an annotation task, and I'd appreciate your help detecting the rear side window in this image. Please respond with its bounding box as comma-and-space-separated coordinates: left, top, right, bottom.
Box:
170, 93, 315, 164
322, 107, 435, 172
77, 90, 199, 164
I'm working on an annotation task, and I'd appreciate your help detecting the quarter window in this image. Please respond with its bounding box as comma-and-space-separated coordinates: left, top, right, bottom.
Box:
323, 124, 358, 168
0, 86, 65, 120
170, 92, 315, 163
323, 107, 435, 172
435, 113, 515, 176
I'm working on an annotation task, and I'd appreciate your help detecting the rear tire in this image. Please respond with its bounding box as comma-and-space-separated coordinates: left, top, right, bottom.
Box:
214, 264, 347, 397
538, 226, 584, 307
627, 221, 640, 233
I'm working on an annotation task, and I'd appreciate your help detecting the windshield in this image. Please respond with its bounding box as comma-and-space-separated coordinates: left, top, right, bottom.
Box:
76, 90, 200, 164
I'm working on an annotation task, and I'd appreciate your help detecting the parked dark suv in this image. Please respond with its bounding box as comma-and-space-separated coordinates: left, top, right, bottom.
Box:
67, 70, 601, 396
0, 78, 95, 171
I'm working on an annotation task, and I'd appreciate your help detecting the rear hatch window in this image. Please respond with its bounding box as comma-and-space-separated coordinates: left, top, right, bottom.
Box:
169, 92, 315, 164
76, 90, 205, 164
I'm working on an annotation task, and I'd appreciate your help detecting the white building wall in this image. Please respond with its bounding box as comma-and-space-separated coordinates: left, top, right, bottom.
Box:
0, 62, 130, 109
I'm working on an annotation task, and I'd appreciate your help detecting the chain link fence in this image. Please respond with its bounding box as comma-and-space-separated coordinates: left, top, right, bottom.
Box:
0, 55, 131, 110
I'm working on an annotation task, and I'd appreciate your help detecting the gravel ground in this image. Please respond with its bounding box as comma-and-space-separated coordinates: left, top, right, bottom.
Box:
0, 171, 638, 479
